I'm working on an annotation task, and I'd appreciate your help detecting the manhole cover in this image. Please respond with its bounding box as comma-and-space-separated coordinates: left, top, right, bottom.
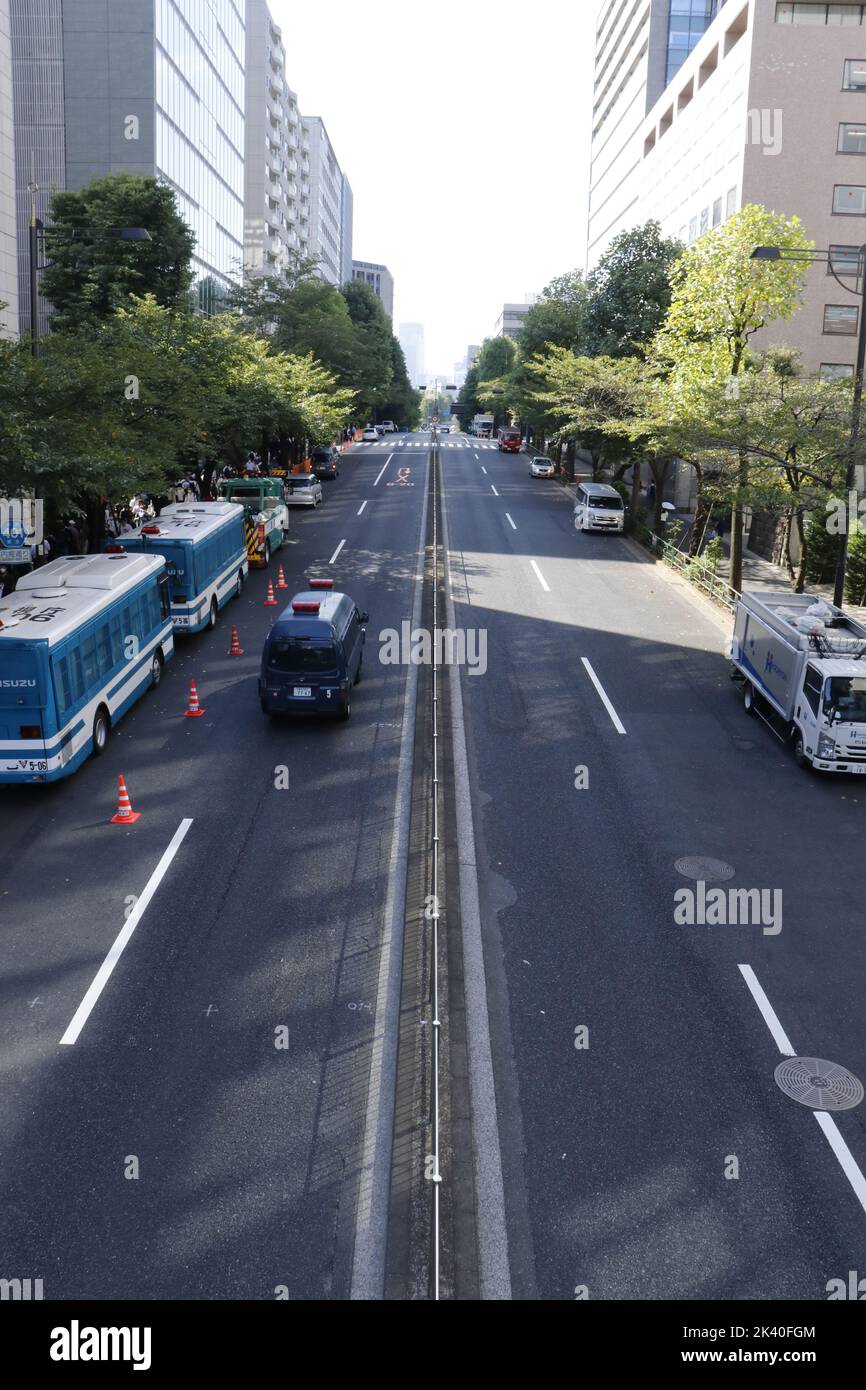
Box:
774, 1058, 864, 1112
674, 856, 736, 882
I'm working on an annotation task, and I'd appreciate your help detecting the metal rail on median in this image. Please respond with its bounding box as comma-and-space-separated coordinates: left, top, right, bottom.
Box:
430, 434, 443, 1300
639, 525, 740, 612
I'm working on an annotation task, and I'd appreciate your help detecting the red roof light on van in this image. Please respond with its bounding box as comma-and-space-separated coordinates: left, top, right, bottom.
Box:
104, 545, 124, 553
292, 600, 321, 613
308, 578, 333, 590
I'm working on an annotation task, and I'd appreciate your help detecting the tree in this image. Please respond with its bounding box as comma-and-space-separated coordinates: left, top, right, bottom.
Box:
584, 221, 682, 358
39, 174, 195, 332
378, 337, 421, 429
340, 279, 394, 418
652, 204, 812, 591
518, 271, 587, 358
455, 363, 482, 430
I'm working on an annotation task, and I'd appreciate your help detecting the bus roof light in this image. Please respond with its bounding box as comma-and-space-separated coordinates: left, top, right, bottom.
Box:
141, 525, 160, 534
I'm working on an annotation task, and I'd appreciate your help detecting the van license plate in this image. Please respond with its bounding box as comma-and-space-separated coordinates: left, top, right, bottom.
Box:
294, 687, 312, 697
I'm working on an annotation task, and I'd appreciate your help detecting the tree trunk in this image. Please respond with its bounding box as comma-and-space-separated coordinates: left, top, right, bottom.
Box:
630, 460, 642, 519
564, 441, 576, 481
729, 451, 749, 594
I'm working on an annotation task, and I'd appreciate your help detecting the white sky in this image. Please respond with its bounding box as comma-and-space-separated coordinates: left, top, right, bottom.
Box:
269, 0, 596, 378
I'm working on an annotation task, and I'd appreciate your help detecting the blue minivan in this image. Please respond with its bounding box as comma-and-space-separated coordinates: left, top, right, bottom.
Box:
260, 580, 368, 721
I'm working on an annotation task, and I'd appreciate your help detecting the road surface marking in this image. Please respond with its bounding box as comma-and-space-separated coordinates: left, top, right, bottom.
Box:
580, 657, 626, 733
530, 559, 550, 593
481, 466, 487, 475
373, 457, 392, 486
357, 500, 368, 516
59, 819, 194, 1046
737, 965, 796, 1056
491, 484, 499, 497
351, 451, 431, 1299
505, 512, 517, 530
329, 539, 346, 565
738, 964, 866, 1217
474, 452, 479, 460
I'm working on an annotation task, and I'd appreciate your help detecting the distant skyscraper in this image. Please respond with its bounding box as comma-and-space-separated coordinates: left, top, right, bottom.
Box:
399, 321, 425, 386
353, 260, 394, 318
465, 344, 480, 370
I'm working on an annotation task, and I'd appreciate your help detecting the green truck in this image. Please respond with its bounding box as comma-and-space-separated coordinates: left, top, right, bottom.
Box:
216, 477, 290, 569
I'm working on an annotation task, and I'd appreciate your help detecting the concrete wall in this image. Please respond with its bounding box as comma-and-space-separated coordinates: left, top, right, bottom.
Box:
62, 0, 155, 190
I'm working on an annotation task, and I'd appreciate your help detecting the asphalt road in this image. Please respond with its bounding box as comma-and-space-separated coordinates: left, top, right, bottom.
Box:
441, 432, 866, 1300
0, 435, 428, 1300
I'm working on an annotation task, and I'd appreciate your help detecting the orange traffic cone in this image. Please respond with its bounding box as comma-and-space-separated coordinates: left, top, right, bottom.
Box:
228, 624, 243, 656
264, 580, 277, 606
276, 565, 288, 590
184, 679, 206, 717
111, 774, 141, 825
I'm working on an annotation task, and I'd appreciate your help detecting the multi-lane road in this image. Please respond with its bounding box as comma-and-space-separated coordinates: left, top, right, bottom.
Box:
1, 430, 864, 1302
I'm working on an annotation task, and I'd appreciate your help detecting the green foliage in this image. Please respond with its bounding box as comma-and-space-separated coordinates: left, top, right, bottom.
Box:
584, 221, 682, 357
40, 174, 195, 331
804, 509, 839, 585
518, 271, 587, 358
846, 527, 866, 605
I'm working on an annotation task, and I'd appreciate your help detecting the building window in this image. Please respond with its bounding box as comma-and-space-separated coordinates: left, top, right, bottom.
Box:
829, 243, 863, 273
833, 183, 866, 212
820, 362, 856, 377
666, 1, 726, 85
824, 303, 860, 333
700, 206, 710, 234
839, 121, 866, 152
843, 58, 866, 87
689, 216, 698, 242
712, 196, 723, 226
777, 3, 866, 21
726, 185, 738, 218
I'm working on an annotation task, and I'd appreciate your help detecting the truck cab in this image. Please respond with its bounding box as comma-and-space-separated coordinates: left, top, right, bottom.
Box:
216, 476, 289, 568
732, 591, 866, 773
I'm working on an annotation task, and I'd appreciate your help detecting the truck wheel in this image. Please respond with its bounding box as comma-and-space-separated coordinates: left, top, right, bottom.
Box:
236, 569, 244, 599
340, 692, 351, 721
263, 540, 271, 568
150, 651, 164, 689
793, 733, 810, 769
208, 597, 218, 630
743, 685, 755, 714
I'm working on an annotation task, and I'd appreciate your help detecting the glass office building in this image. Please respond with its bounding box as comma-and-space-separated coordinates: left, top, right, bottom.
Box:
155, 0, 245, 312
666, 0, 726, 83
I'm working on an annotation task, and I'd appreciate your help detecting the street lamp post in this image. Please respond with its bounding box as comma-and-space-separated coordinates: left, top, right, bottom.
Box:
752, 243, 866, 607
27, 174, 152, 357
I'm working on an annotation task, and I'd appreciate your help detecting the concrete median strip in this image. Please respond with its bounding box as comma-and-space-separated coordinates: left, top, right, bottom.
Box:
440, 462, 513, 1300
350, 450, 431, 1300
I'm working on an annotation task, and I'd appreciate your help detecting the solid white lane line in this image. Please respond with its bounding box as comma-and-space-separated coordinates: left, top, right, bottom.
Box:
737, 965, 796, 1056
580, 656, 626, 734
59, 818, 193, 1046
357, 500, 368, 516
505, 512, 517, 530
329, 539, 346, 565
738, 964, 866, 1217
491, 484, 499, 497
481, 466, 487, 475
530, 559, 550, 593
814, 1112, 866, 1217
373, 457, 392, 486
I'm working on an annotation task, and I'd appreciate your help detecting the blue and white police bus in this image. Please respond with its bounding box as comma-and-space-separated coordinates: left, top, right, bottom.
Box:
110, 501, 248, 634
0, 552, 174, 783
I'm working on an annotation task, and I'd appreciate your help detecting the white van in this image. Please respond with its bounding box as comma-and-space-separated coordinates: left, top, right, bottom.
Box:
574, 482, 625, 534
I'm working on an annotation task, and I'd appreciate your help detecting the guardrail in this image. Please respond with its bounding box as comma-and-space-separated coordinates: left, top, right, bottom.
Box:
638, 525, 739, 613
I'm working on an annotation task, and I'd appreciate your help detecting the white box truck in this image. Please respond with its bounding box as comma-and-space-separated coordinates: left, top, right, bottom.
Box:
472, 413, 494, 438
731, 591, 866, 772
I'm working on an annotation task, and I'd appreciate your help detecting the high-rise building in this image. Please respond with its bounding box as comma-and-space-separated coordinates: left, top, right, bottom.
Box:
243, 0, 308, 278
0, 0, 17, 338
305, 115, 350, 286
465, 344, 480, 370
399, 321, 425, 385
588, 0, 866, 373
352, 260, 394, 318
340, 173, 353, 287
493, 302, 535, 339
10, 0, 246, 331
